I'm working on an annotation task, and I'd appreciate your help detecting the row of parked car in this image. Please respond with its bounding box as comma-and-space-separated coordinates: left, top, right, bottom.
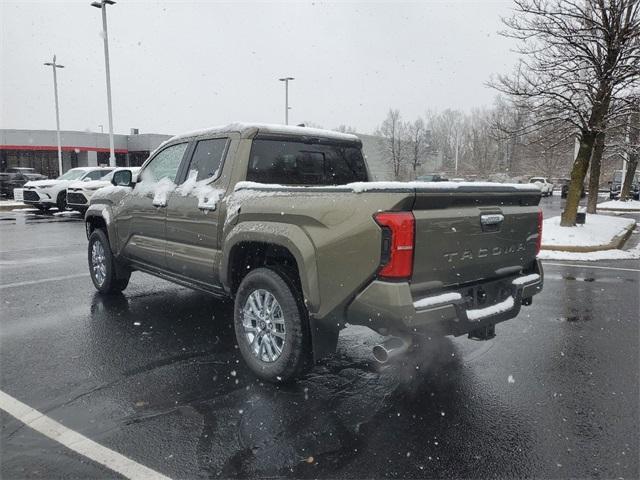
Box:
418, 172, 640, 200
0, 167, 47, 198
4, 167, 638, 214
20, 166, 140, 213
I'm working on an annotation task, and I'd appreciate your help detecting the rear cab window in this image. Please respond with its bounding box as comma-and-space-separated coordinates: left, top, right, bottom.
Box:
247, 138, 368, 185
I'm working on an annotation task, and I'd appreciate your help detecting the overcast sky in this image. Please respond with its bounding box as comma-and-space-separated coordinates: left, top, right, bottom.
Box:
1, 0, 520, 136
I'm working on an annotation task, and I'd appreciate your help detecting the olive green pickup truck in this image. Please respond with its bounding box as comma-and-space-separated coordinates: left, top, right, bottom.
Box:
85, 123, 543, 381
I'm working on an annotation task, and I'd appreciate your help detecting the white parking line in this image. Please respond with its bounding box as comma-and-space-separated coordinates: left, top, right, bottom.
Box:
543, 262, 640, 273
0, 273, 88, 289
0, 390, 171, 480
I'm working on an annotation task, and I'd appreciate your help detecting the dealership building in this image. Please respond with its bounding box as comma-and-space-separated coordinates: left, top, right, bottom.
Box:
1, 128, 440, 180
0, 129, 171, 178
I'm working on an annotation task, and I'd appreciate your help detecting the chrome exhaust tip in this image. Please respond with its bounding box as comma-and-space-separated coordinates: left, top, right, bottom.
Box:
372, 335, 412, 364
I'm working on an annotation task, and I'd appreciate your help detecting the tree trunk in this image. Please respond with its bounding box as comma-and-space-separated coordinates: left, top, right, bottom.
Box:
561, 131, 596, 227
620, 112, 639, 201
586, 132, 605, 213
620, 155, 639, 201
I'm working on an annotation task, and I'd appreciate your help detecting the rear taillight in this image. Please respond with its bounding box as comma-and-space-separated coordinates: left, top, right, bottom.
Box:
536, 209, 543, 255
374, 211, 415, 280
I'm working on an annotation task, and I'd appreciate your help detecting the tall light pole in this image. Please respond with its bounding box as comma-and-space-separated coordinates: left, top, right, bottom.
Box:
278, 77, 294, 125
91, 0, 116, 166
44, 55, 65, 177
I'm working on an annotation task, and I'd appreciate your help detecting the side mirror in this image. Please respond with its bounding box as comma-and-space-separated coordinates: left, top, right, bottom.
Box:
112, 170, 133, 187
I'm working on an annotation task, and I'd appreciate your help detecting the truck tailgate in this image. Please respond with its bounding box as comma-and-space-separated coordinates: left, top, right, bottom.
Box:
410, 187, 541, 296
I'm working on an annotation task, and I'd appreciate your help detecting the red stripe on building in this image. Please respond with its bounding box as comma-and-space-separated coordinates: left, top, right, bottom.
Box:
0, 145, 129, 154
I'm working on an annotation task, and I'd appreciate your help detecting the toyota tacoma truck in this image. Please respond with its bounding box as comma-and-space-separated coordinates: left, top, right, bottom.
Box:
85, 123, 544, 381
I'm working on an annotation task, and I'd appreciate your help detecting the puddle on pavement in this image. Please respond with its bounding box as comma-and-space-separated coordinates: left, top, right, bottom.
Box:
545, 273, 635, 284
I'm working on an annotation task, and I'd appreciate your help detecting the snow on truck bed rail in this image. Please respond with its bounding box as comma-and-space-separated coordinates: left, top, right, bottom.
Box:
234, 180, 540, 193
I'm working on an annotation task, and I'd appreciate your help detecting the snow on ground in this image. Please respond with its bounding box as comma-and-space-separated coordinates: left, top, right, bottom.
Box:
53, 210, 81, 217
597, 199, 640, 211
542, 214, 635, 248
538, 243, 640, 261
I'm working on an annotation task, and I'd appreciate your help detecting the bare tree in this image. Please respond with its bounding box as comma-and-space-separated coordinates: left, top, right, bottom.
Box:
426, 109, 465, 173
620, 110, 640, 200
375, 109, 407, 179
333, 125, 357, 134
492, 0, 640, 226
406, 118, 429, 178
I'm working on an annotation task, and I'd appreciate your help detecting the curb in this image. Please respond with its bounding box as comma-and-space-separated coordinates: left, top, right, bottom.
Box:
0, 203, 28, 212
597, 207, 640, 212
541, 222, 636, 252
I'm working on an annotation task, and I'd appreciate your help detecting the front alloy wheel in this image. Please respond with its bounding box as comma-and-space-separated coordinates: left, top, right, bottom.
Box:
87, 229, 130, 294
91, 241, 107, 287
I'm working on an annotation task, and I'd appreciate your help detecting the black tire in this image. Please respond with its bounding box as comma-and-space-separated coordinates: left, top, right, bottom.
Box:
234, 267, 310, 382
88, 229, 130, 294
37, 204, 50, 212
56, 191, 67, 211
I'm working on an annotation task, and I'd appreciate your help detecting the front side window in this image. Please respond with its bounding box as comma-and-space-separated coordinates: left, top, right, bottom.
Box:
142, 143, 188, 183
184, 138, 227, 182
246, 139, 367, 185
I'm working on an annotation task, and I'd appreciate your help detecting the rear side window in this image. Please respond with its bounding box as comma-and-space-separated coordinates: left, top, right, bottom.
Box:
184, 138, 227, 182
247, 139, 367, 185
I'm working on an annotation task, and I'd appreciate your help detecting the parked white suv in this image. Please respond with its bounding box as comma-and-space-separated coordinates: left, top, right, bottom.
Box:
23, 167, 114, 211
528, 177, 554, 197
67, 167, 140, 213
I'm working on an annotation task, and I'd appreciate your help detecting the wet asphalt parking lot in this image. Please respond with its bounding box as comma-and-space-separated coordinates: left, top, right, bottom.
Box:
1, 194, 638, 479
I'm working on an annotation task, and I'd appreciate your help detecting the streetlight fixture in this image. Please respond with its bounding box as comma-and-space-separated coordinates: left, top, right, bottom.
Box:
91, 0, 117, 167
278, 77, 294, 125
44, 55, 65, 177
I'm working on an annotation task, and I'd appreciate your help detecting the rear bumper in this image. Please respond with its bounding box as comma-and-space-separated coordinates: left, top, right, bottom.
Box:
346, 260, 543, 336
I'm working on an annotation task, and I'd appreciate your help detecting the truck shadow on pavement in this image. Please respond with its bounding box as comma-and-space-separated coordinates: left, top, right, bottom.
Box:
84, 288, 534, 479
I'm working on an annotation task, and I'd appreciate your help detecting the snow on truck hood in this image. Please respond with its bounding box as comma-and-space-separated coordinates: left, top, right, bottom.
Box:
234, 180, 541, 193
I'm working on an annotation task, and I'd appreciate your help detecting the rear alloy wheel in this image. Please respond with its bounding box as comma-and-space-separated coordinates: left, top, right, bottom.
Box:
88, 229, 130, 294
234, 267, 309, 382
